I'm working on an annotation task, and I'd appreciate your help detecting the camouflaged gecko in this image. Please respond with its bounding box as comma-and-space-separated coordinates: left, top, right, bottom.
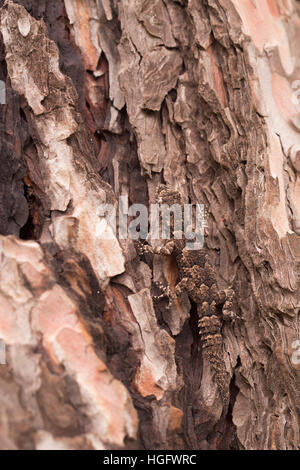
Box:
137, 184, 236, 405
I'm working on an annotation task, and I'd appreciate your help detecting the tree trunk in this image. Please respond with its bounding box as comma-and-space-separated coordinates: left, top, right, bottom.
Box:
0, 0, 300, 450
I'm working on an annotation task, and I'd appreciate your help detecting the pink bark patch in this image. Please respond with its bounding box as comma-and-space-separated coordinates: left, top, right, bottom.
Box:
75, 0, 99, 71
232, 0, 276, 50
135, 364, 163, 400
267, 0, 280, 17
272, 73, 298, 122
0, 293, 16, 342
207, 45, 227, 108
36, 287, 78, 339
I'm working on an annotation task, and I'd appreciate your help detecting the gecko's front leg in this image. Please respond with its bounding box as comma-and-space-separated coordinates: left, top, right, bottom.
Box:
135, 240, 175, 256
154, 240, 175, 256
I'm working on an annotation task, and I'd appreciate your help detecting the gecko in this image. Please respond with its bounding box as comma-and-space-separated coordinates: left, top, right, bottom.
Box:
137, 184, 237, 405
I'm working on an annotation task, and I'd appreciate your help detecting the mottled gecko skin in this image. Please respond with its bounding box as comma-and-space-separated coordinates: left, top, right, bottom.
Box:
138, 184, 236, 405
175, 249, 234, 405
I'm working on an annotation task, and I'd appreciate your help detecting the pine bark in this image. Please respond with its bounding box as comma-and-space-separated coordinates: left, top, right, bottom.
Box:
0, 0, 300, 450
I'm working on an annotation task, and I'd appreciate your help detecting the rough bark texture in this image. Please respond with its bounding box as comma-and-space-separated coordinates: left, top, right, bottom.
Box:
0, 0, 300, 450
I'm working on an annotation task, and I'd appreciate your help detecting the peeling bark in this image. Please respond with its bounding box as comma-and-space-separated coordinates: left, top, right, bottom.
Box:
1, 0, 300, 450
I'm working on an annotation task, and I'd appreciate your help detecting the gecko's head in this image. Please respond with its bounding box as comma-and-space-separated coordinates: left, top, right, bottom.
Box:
156, 184, 182, 206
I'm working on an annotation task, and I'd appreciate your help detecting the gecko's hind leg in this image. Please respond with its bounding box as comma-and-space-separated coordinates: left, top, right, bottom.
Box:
152, 281, 175, 309
221, 287, 238, 322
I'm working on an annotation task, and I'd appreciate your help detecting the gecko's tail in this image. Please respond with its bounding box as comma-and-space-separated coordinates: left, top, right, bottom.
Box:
198, 313, 230, 406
